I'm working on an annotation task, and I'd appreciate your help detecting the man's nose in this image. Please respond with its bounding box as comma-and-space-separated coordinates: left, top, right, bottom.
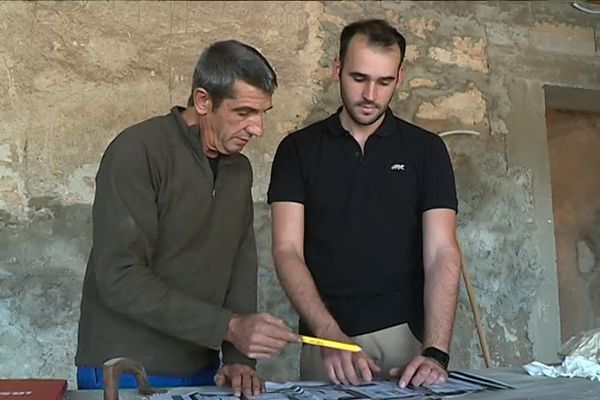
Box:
246, 116, 264, 137
363, 82, 376, 102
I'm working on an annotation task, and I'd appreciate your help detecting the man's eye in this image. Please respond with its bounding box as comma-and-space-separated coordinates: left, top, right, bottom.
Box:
237, 111, 250, 117
353, 77, 365, 82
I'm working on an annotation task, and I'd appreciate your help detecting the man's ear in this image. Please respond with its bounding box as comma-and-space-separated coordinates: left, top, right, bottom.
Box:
193, 88, 212, 115
331, 57, 341, 82
395, 65, 405, 90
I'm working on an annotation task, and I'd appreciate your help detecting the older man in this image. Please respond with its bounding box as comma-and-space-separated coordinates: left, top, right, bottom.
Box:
76, 40, 299, 396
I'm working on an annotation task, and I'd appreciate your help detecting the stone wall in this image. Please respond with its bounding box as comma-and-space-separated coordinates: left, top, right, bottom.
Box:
0, 1, 599, 386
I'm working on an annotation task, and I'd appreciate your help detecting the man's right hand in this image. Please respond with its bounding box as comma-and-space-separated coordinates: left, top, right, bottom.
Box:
225, 313, 300, 359
319, 331, 380, 385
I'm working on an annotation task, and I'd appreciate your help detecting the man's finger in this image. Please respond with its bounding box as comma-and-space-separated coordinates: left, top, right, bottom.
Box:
332, 359, 348, 385
264, 327, 299, 343
355, 357, 373, 383
248, 338, 290, 354
230, 372, 243, 397
399, 361, 418, 388
247, 341, 285, 354
214, 372, 226, 386
251, 323, 299, 344
242, 372, 253, 398
325, 360, 340, 385
365, 355, 381, 374
259, 313, 291, 329
248, 352, 277, 360
424, 369, 438, 386
411, 365, 431, 387
435, 374, 447, 385
251, 373, 263, 396
342, 356, 360, 385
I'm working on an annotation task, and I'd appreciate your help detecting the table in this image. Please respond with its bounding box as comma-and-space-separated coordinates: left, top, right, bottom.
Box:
64, 367, 600, 400
458, 367, 599, 399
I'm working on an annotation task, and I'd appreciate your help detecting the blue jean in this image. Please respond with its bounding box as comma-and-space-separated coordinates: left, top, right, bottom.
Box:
77, 359, 220, 390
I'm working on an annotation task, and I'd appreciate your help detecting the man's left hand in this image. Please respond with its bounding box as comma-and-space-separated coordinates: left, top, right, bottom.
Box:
389, 355, 447, 388
213, 364, 265, 397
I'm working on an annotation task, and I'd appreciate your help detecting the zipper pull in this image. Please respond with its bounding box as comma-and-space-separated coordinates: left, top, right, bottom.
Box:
212, 189, 216, 198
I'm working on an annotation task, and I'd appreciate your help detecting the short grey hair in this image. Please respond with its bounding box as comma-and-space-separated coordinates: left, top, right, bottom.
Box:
188, 40, 277, 109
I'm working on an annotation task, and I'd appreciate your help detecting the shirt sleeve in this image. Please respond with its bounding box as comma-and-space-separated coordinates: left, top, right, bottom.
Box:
92, 133, 232, 351
221, 200, 258, 367
267, 134, 305, 204
420, 135, 458, 213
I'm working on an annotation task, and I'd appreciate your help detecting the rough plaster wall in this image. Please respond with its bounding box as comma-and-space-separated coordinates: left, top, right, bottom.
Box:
0, 0, 599, 386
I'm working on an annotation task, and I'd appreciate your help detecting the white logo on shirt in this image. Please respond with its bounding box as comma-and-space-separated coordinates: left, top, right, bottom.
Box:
390, 163, 405, 171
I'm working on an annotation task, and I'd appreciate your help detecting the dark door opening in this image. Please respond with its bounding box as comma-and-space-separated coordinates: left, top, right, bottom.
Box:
545, 99, 600, 342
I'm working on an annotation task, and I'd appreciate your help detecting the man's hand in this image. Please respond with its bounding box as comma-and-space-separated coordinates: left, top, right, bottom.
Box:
214, 364, 264, 397
389, 355, 447, 388
317, 329, 380, 385
321, 347, 381, 385
226, 313, 300, 359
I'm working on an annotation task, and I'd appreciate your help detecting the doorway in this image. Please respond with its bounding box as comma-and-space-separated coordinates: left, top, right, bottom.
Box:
545, 86, 600, 342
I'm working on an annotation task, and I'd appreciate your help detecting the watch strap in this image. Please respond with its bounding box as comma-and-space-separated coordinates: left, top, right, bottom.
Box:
421, 346, 449, 370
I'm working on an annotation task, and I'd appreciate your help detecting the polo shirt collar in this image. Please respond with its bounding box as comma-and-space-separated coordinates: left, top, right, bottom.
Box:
327, 106, 396, 138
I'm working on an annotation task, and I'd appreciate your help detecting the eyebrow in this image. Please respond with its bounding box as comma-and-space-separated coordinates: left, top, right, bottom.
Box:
232, 105, 273, 113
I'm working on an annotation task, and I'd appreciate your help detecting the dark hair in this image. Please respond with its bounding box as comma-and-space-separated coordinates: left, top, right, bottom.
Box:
339, 19, 406, 67
188, 40, 277, 109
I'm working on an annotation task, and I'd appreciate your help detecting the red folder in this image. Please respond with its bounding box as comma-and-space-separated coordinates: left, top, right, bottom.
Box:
0, 379, 67, 400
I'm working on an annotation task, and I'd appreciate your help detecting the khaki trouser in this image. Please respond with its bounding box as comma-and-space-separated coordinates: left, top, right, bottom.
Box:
300, 323, 421, 381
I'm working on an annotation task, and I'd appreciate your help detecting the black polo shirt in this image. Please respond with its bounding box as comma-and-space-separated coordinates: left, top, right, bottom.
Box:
268, 108, 457, 337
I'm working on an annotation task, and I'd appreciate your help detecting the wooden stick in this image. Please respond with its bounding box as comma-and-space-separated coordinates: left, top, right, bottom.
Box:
459, 245, 493, 368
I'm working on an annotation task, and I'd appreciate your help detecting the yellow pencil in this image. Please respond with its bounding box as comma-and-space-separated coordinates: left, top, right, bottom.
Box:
300, 335, 362, 352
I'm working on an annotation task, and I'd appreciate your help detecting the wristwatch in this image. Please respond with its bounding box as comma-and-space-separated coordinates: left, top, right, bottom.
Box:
421, 347, 450, 370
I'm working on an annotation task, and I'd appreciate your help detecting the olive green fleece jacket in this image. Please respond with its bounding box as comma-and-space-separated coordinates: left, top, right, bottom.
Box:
75, 106, 257, 375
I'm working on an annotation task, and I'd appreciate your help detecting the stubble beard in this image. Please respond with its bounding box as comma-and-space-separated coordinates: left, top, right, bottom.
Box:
341, 88, 390, 127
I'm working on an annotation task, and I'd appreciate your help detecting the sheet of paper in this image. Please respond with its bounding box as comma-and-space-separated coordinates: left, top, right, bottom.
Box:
449, 370, 515, 389
338, 380, 426, 399
266, 381, 328, 391
147, 389, 237, 400
423, 377, 486, 394
146, 373, 513, 400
